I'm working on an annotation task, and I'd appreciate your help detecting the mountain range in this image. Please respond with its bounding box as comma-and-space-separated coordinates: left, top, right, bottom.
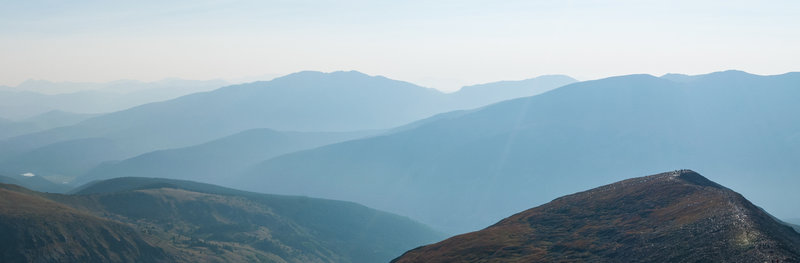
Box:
0, 69, 798, 262
0, 177, 444, 262
392, 170, 800, 262
0, 71, 574, 184
229, 70, 800, 233
2, 69, 797, 235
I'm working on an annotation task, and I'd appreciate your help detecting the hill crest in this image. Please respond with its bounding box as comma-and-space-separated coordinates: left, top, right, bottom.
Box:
393, 170, 800, 262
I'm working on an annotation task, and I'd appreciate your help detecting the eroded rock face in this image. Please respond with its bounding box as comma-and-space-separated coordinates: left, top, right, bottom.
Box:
393, 170, 800, 263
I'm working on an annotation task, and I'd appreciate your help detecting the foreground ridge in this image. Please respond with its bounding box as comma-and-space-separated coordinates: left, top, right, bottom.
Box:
0, 177, 443, 263
393, 170, 800, 263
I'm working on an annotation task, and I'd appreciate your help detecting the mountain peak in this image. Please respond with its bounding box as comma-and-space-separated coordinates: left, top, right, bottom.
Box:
16, 79, 54, 87
659, 70, 758, 83
393, 171, 800, 262
636, 169, 725, 189
716, 69, 751, 75
660, 73, 698, 82
691, 70, 760, 83
671, 169, 725, 188
278, 70, 371, 80
571, 73, 667, 88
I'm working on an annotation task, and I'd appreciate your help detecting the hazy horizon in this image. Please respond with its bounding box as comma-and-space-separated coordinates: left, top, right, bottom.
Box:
4, 69, 799, 95
2, 0, 799, 92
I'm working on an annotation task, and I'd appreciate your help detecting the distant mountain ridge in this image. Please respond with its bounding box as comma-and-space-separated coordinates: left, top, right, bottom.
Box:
0, 70, 574, 184
79, 128, 379, 184
0, 79, 228, 119
450, 75, 576, 107
392, 170, 800, 262
7, 78, 228, 95
0, 110, 97, 140
232, 70, 800, 233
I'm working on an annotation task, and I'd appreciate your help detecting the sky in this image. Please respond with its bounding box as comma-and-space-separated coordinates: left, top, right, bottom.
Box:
1, 0, 799, 92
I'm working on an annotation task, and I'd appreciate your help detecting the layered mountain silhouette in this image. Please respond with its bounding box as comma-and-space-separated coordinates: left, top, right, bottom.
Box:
0, 177, 443, 262
0, 111, 97, 140
0, 71, 573, 184
0, 79, 227, 119
233, 70, 800, 233
448, 75, 576, 107
0, 117, 40, 141
80, 128, 377, 184
20, 110, 99, 128
393, 170, 800, 262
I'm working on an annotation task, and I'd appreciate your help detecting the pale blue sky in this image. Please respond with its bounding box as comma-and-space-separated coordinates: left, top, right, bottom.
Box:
1, 0, 798, 91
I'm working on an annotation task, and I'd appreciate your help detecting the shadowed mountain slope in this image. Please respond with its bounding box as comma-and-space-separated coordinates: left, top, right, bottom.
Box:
393, 170, 800, 263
